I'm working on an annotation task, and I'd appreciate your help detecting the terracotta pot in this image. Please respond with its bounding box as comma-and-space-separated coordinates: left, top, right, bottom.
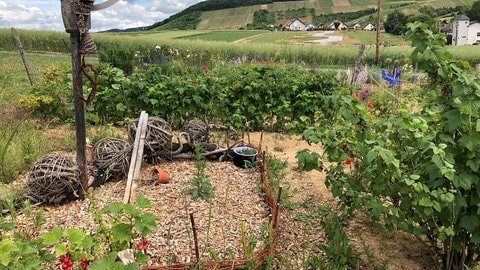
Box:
152, 168, 170, 184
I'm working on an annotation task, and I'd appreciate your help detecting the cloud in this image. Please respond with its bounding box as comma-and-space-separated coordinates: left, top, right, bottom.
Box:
0, 0, 205, 32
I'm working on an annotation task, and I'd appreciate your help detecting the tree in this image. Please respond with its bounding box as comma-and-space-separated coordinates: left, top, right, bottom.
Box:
407, 13, 438, 33
467, 0, 480, 21
384, 10, 408, 35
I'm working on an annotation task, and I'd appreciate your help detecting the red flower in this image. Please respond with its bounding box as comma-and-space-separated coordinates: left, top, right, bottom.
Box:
354, 93, 360, 99
367, 102, 373, 108
202, 65, 208, 71
344, 157, 353, 165
142, 238, 149, 248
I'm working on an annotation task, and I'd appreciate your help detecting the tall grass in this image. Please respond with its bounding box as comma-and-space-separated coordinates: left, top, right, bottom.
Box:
0, 28, 69, 53
2, 28, 480, 67
0, 117, 63, 184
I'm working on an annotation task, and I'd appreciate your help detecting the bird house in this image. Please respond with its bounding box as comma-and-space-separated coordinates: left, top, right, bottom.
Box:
61, 0, 94, 33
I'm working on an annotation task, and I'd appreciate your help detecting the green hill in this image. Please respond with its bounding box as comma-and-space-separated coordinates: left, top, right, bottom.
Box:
149, 0, 475, 31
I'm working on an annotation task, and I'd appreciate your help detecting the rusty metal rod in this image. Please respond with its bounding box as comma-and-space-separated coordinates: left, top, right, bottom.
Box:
189, 213, 200, 263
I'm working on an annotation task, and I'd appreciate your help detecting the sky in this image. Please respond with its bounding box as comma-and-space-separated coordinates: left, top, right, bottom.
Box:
0, 0, 205, 32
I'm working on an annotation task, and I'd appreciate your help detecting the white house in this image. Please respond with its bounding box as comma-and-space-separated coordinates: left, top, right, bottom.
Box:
360, 22, 375, 31
452, 15, 480, 45
282, 18, 307, 31
323, 20, 347, 31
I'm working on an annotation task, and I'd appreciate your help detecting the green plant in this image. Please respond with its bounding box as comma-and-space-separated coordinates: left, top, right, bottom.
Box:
315, 206, 360, 269
183, 143, 215, 201
264, 154, 288, 203
0, 194, 156, 269
16, 65, 72, 122
302, 22, 480, 269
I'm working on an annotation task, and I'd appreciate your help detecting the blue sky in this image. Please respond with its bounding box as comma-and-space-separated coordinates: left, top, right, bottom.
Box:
0, 0, 205, 32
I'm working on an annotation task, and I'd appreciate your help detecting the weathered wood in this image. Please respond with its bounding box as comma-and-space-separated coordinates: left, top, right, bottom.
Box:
67, 29, 89, 193
92, 0, 119, 11
10, 28, 35, 85
351, 43, 366, 85
123, 111, 148, 204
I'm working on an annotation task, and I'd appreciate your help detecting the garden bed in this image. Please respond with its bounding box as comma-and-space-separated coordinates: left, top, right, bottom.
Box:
12, 156, 278, 268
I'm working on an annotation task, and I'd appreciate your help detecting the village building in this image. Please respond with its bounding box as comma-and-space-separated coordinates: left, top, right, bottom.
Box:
282, 18, 308, 31
323, 20, 347, 31
360, 22, 375, 31
450, 14, 480, 45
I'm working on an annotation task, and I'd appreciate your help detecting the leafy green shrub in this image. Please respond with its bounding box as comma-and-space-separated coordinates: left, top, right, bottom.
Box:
16, 66, 72, 121
301, 22, 480, 269
92, 58, 344, 131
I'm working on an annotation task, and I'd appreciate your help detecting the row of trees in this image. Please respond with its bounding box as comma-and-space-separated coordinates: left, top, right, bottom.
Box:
384, 2, 479, 35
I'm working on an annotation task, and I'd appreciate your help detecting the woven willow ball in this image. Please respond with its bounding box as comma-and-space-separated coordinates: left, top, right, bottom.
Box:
128, 117, 173, 161
183, 119, 209, 145
93, 137, 132, 181
27, 153, 81, 205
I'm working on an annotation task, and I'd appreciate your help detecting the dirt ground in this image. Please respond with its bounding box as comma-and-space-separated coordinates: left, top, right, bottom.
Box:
245, 132, 434, 269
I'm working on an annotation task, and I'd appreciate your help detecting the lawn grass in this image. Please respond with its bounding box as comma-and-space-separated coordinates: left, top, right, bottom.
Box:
0, 51, 71, 108
340, 31, 410, 46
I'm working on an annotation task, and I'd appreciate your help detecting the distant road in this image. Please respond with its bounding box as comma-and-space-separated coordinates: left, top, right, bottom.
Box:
307, 32, 343, 45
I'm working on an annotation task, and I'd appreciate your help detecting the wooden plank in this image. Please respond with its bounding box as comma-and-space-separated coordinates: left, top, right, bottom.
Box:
123, 111, 148, 203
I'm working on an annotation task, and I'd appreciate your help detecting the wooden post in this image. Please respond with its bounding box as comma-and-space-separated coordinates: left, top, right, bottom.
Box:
375, 0, 381, 65
68, 30, 88, 192
352, 44, 366, 87
123, 111, 148, 203
11, 28, 35, 85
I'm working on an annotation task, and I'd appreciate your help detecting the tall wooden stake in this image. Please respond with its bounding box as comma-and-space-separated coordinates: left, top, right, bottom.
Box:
11, 28, 35, 85
375, 0, 381, 65
69, 30, 88, 192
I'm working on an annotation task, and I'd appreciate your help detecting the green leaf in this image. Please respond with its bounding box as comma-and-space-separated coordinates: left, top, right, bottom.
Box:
466, 158, 480, 172
123, 203, 139, 216
95, 254, 119, 269
101, 202, 124, 214
135, 195, 153, 209
452, 173, 474, 190
111, 223, 132, 245
54, 243, 67, 256
295, 150, 321, 171
459, 215, 480, 232
377, 146, 399, 168
458, 134, 480, 152
134, 213, 157, 236
17, 242, 37, 257
0, 239, 18, 266
40, 227, 63, 245
64, 228, 86, 244
116, 103, 126, 112
471, 231, 480, 244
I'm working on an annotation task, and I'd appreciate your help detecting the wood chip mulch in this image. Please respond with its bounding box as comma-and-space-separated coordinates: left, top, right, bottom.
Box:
12, 160, 271, 268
